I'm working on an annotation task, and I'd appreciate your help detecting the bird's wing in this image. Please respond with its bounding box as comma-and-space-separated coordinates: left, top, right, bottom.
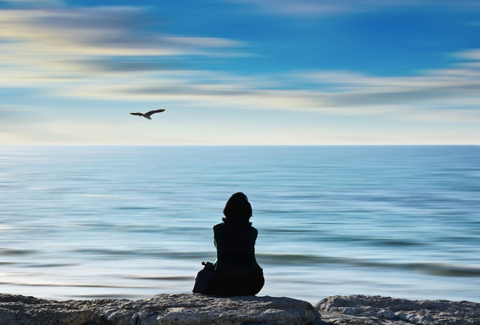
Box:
144, 109, 166, 117
130, 112, 143, 116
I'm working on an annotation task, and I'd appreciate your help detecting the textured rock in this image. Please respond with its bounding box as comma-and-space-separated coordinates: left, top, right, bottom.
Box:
2, 293, 478, 325
315, 295, 480, 325
0, 293, 320, 325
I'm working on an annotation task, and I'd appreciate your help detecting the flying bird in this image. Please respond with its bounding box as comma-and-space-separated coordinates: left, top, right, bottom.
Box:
130, 109, 166, 120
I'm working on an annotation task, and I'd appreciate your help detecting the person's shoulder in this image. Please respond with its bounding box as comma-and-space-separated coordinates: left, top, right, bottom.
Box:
213, 222, 225, 230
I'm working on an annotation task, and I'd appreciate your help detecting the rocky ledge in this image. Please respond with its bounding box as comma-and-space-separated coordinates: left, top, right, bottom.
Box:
316, 295, 480, 325
0, 293, 319, 325
0, 293, 479, 325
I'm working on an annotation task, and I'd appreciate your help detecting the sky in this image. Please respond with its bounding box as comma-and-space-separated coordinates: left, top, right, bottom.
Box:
1, 0, 480, 145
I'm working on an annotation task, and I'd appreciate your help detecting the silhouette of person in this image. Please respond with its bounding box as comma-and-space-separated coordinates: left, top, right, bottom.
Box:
205, 192, 264, 296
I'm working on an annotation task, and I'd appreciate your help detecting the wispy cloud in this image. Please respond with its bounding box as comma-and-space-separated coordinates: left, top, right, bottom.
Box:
0, 5, 245, 89
226, 0, 480, 17
2, 3, 480, 128
0, 0, 63, 5
457, 49, 480, 61
0, 6, 243, 56
0, 105, 18, 119
60, 59, 480, 124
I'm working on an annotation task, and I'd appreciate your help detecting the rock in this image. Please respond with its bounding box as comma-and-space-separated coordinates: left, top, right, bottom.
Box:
315, 295, 480, 325
0, 293, 321, 325
2, 293, 478, 325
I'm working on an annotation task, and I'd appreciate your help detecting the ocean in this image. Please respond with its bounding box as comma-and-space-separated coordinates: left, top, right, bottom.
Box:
0, 145, 479, 304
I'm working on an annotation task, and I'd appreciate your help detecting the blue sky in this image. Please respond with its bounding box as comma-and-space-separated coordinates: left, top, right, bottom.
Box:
1, 0, 480, 144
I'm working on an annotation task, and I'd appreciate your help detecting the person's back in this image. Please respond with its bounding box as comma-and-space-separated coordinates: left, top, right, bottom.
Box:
205, 192, 264, 296
213, 221, 262, 274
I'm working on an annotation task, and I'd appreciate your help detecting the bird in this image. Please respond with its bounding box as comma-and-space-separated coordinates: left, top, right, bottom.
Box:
130, 109, 166, 120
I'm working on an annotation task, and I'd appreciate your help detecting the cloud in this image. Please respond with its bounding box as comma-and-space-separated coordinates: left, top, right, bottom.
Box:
0, 6, 245, 90
0, 105, 41, 142
225, 0, 480, 17
0, 105, 18, 119
2, 3, 480, 128
75, 59, 179, 74
457, 49, 480, 61
0, 0, 63, 5
55, 57, 480, 125
0, 7, 244, 56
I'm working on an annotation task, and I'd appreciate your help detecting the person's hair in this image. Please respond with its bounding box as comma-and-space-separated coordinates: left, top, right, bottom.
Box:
223, 192, 252, 223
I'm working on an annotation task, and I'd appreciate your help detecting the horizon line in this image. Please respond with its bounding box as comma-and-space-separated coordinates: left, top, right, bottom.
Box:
0, 144, 478, 147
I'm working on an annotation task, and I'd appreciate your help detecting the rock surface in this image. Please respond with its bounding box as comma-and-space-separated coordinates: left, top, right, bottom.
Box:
1, 293, 479, 325
0, 293, 320, 325
316, 295, 480, 325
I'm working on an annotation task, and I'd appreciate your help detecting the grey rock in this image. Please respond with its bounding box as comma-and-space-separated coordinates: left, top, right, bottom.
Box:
0, 293, 321, 325
2, 293, 478, 325
315, 295, 480, 325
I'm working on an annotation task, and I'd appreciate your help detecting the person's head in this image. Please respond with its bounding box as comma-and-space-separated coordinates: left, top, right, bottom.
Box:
223, 192, 252, 224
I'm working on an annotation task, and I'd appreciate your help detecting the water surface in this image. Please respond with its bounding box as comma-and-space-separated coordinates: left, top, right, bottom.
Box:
0, 145, 479, 303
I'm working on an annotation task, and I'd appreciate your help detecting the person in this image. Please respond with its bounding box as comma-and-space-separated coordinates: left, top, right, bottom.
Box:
202, 192, 264, 296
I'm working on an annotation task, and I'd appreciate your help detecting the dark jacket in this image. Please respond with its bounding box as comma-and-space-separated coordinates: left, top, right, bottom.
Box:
205, 221, 264, 296
213, 221, 263, 275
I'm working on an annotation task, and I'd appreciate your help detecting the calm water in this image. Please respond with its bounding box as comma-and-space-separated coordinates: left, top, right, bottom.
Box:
0, 145, 479, 304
